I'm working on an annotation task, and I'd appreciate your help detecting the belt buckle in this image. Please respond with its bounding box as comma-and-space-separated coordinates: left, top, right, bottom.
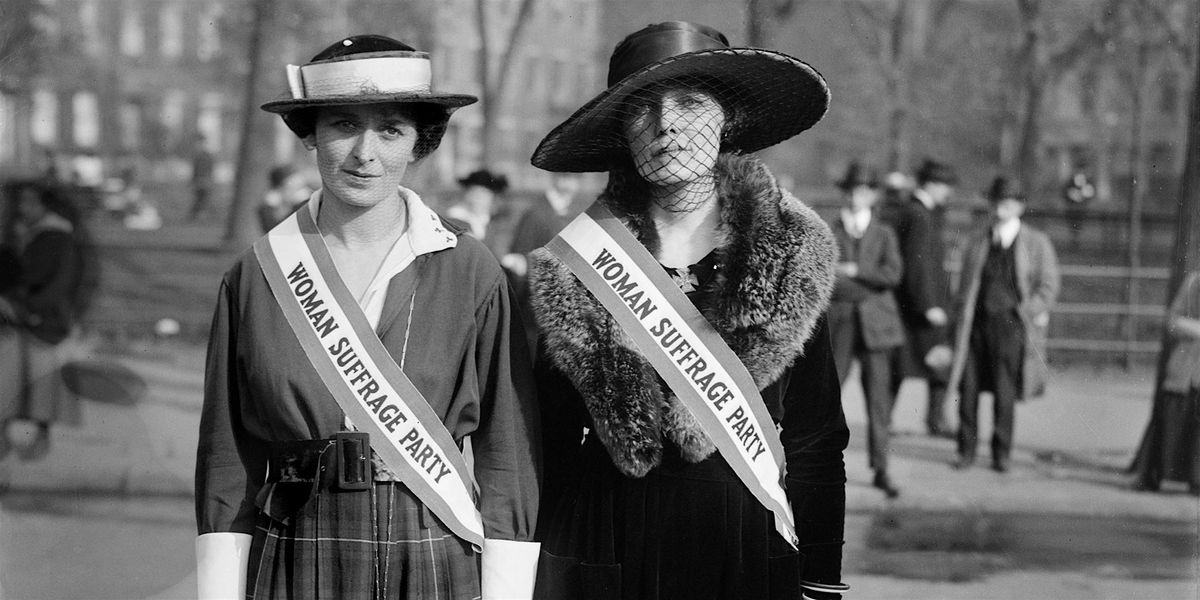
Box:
334, 431, 371, 491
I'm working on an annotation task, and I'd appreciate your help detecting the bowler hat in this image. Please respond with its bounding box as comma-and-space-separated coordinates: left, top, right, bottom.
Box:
915, 158, 958, 186
836, 162, 879, 191
261, 35, 477, 115
458, 169, 509, 193
530, 21, 830, 172
986, 176, 1026, 203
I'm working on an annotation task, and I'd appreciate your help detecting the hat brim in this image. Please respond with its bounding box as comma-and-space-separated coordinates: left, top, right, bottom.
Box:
531, 48, 829, 172
262, 92, 477, 114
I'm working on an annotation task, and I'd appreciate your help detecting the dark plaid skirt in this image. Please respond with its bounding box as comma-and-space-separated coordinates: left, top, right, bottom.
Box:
246, 482, 480, 600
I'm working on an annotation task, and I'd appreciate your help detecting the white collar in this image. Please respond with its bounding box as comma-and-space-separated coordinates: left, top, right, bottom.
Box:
913, 188, 937, 211
546, 188, 573, 216
993, 218, 1021, 249
839, 207, 871, 239
307, 186, 457, 326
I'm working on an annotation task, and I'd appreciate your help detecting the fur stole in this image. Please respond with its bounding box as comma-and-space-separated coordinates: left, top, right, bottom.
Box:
529, 154, 837, 477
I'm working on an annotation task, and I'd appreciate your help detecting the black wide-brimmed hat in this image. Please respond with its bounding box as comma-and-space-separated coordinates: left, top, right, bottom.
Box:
836, 162, 879, 191
530, 21, 830, 173
458, 169, 509, 193
261, 35, 477, 115
986, 175, 1026, 203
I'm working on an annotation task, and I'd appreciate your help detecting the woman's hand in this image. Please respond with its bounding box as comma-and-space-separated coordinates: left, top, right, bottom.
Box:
835, 262, 858, 278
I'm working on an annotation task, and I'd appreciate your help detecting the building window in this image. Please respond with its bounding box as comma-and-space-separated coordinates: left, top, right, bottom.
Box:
1159, 70, 1179, 117
0, 94, 14, 163
197, 5, 222, 61
72, 91, 100, 148
121, 3, 145, 57
79, 0, 103, 56
120, 102, 142, 151
161, 3, 184, 59
160, 90, 187, 151
31, 89, 58, 147
197, 92, 224, 153
1079, 69, 1097, 115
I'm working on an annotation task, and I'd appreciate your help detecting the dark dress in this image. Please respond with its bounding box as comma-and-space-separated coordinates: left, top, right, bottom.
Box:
534, 253, 848, 600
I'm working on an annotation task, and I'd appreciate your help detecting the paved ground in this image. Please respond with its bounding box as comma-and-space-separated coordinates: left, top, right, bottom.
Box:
0, 340, 1195, 599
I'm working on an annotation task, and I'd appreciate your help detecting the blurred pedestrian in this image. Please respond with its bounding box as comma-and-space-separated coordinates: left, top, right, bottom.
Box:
500, 171, 582, 350
445, 169, 507, 256
1061, 170, 1095, 249
194, 35, 540, 600
828, 162, 905, 498
257, 164, 312, 233
944, 176, 1059, 472
0, 183, 84, 461
1131, 271, 1200, 496
529, 21, 848, 600
188, 133, 216, 222
878, 157, 956, 437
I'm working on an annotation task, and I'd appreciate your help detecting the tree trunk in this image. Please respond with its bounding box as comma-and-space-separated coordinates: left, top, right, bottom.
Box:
223, 0, 283, 249
475, 0, 493, 168
1013, 0, 1045, 193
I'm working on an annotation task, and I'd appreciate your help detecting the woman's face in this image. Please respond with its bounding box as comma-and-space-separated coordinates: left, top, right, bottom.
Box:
848, 185, 878, 212
305, 103, 420, 209
624, 88, 725, 186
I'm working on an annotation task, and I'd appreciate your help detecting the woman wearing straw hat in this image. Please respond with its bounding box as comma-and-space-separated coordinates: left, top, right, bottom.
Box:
529, 21, 848, 600
194, 35, 540, 599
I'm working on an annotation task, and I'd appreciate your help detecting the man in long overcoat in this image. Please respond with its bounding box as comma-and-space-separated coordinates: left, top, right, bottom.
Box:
878, 159, 957, 436
944, 176, 1059, 472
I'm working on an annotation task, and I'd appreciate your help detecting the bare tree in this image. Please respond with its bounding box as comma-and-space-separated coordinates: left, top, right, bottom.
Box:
474, 0, 538, 168
223, 0, 286, 248
1009, 0, 1114, 192
843, 0, 955, 171
747, 0, 802, 47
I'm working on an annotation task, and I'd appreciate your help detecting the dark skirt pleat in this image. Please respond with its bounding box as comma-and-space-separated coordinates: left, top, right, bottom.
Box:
535, 437, 800, 600
247, 482, 480, 600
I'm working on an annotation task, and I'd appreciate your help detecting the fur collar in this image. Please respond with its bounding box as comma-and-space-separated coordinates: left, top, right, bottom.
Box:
530, 154, 837, 477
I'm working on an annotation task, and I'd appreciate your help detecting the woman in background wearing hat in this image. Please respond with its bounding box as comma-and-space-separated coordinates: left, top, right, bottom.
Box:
944, 176, 1059, 473
529, 21, 848, 599
446, 169, 509, 243
195, 36, 540, 599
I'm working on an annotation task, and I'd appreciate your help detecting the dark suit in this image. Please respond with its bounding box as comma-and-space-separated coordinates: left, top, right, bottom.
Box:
877, 194, 951, 433
829, 215, 905, 471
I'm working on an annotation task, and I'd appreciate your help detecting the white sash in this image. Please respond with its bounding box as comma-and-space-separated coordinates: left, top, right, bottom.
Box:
254, 210, 484, 549
547, 203, 798, 548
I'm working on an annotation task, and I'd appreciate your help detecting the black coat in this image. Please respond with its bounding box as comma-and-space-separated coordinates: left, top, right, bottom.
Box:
877, 195, 950, 358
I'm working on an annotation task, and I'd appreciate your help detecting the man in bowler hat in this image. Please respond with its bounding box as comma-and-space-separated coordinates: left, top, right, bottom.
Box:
878, 158, 957, 437
828, 162, 906, 497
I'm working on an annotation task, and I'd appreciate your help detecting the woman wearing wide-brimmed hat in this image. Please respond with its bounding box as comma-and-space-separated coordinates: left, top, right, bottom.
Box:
529, 21, 849, 599
194, 35, 540, 599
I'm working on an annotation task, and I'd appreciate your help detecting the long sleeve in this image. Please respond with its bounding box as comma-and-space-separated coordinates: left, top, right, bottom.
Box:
470, 273, 542, 541
855, 226, 903, 290
195, 277, 268, 535
1024, 231, 1060, 318
899, 209, 942, 316
778, 316, 849, 594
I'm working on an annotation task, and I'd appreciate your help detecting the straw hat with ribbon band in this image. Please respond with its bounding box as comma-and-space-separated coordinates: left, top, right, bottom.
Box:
531, 21, 830, 173
262, 35, 476, 157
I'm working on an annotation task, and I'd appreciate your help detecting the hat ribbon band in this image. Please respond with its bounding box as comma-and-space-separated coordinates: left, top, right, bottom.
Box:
287, 56, 433, 100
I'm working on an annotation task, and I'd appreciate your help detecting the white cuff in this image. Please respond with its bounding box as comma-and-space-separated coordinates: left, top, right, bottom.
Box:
481, 538, 541, 600
196, 532, 252, 600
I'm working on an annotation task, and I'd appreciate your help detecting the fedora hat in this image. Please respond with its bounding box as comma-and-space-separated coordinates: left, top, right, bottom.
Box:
261, 35, 477, 115
836, 161, 879, 191
530, 21, 830, 172
986, 175, 1026, 203
458, 169, 509, 193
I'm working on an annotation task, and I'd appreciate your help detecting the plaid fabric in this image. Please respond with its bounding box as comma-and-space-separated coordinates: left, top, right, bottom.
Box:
247, 482, 480, 600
